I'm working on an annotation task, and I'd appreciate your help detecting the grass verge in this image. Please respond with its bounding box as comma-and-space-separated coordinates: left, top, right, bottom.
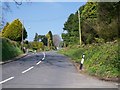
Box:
58, 41, 119, 81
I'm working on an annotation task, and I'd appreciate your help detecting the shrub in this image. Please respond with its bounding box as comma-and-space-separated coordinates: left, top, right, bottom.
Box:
1, 37, 23, 61
59, 40, 119, 78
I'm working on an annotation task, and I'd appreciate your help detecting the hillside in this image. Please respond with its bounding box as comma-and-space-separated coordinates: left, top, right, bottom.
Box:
59, 41, 119, 81
1, 37, 23, 61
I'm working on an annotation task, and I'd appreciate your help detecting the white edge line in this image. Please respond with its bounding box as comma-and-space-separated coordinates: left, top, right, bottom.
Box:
22, 66, 34, 74
0, 77, 14, 84
36, 61, 41, 65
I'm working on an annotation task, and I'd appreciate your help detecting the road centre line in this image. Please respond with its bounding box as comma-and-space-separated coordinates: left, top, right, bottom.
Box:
22, 66, 34, 74
43, 52, 45, 58
0, 77, 14, 84
36, 61, 42, 65
22, 52, 45, 73
42, 52, 45, 60
0, 52, 46, 84
42, 57, 45, 60
36, 52, 45, 65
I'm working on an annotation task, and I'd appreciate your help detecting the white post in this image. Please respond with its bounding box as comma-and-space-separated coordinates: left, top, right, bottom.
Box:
80, 54, 85, 70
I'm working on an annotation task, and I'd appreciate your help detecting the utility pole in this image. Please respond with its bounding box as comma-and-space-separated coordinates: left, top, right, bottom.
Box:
22, 20, 24, 51
78, 10, 82, 46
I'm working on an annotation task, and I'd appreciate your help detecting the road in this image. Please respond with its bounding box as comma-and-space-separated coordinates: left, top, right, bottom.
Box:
0, 51, 118, 88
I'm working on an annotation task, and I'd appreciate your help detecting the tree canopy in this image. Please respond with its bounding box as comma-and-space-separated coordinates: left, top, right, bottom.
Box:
33, 31, 55, 50
46, 31, 54, 49
62, 2, 120, 46
2, 19, 27, 42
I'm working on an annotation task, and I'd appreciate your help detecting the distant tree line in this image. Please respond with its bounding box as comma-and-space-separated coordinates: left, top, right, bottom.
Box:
62, 2, 120, 46
1, 18, 61, 52
32, 31, 61, 51
32, 31, 54, 51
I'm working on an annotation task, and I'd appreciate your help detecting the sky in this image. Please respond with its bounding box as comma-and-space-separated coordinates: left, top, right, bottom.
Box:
3, 2, 86, 41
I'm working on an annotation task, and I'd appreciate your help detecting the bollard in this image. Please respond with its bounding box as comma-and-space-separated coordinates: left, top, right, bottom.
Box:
80, 54, 85, 70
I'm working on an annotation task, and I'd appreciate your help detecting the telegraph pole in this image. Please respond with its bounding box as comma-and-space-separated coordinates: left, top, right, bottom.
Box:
22, 20, 24, 51
78, 10, 82, 46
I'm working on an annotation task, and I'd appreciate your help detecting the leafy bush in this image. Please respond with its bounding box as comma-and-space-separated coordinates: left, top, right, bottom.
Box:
29, 41, 44, 51
59, 40, 119, 78
1, 37, 23, 61
95, 38, 105, 43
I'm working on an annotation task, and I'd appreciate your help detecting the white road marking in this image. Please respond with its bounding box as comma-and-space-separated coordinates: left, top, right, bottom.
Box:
43, 52, 45, 58
36, 61, 42, 65
36, 52, 46, 65
42, 57, 45, 60
0, 77, 14, 84
22, 66, 34, 74
116, 83, 120, 86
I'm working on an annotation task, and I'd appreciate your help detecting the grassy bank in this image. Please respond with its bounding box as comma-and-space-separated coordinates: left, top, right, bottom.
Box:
1, 37, 23, 61
59, 41, 119, 80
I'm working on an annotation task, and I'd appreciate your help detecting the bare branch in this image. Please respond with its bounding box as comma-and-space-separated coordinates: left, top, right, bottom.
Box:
13, 0, 23, 5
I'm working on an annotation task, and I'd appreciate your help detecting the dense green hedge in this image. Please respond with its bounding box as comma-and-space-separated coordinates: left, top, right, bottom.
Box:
1, 37, 23, 61
59, 41, 119, 78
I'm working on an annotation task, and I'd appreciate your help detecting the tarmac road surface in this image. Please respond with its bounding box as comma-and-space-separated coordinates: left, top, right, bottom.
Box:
0, 51, 118, 89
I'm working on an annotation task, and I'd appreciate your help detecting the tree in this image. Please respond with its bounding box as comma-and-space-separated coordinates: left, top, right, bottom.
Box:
30, 41, 44, 51
34, 33, 39, 42
39, 35, 48, 46
62, 2, 119, 45
46, 31, 54, 49
1, 22, 9, 35
63, 14, 78, 45
62, 3, 97, 45
61, 33, 69, 47
97, 2, 119, 41
2, 19, 27, 41
80, 2, 98, 44
23, 40, 29, 48
38, 42, 44, 50
33, 33, 48, 46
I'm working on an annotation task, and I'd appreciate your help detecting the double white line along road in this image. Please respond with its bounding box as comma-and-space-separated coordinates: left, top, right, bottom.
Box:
0, 52, 46, 84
